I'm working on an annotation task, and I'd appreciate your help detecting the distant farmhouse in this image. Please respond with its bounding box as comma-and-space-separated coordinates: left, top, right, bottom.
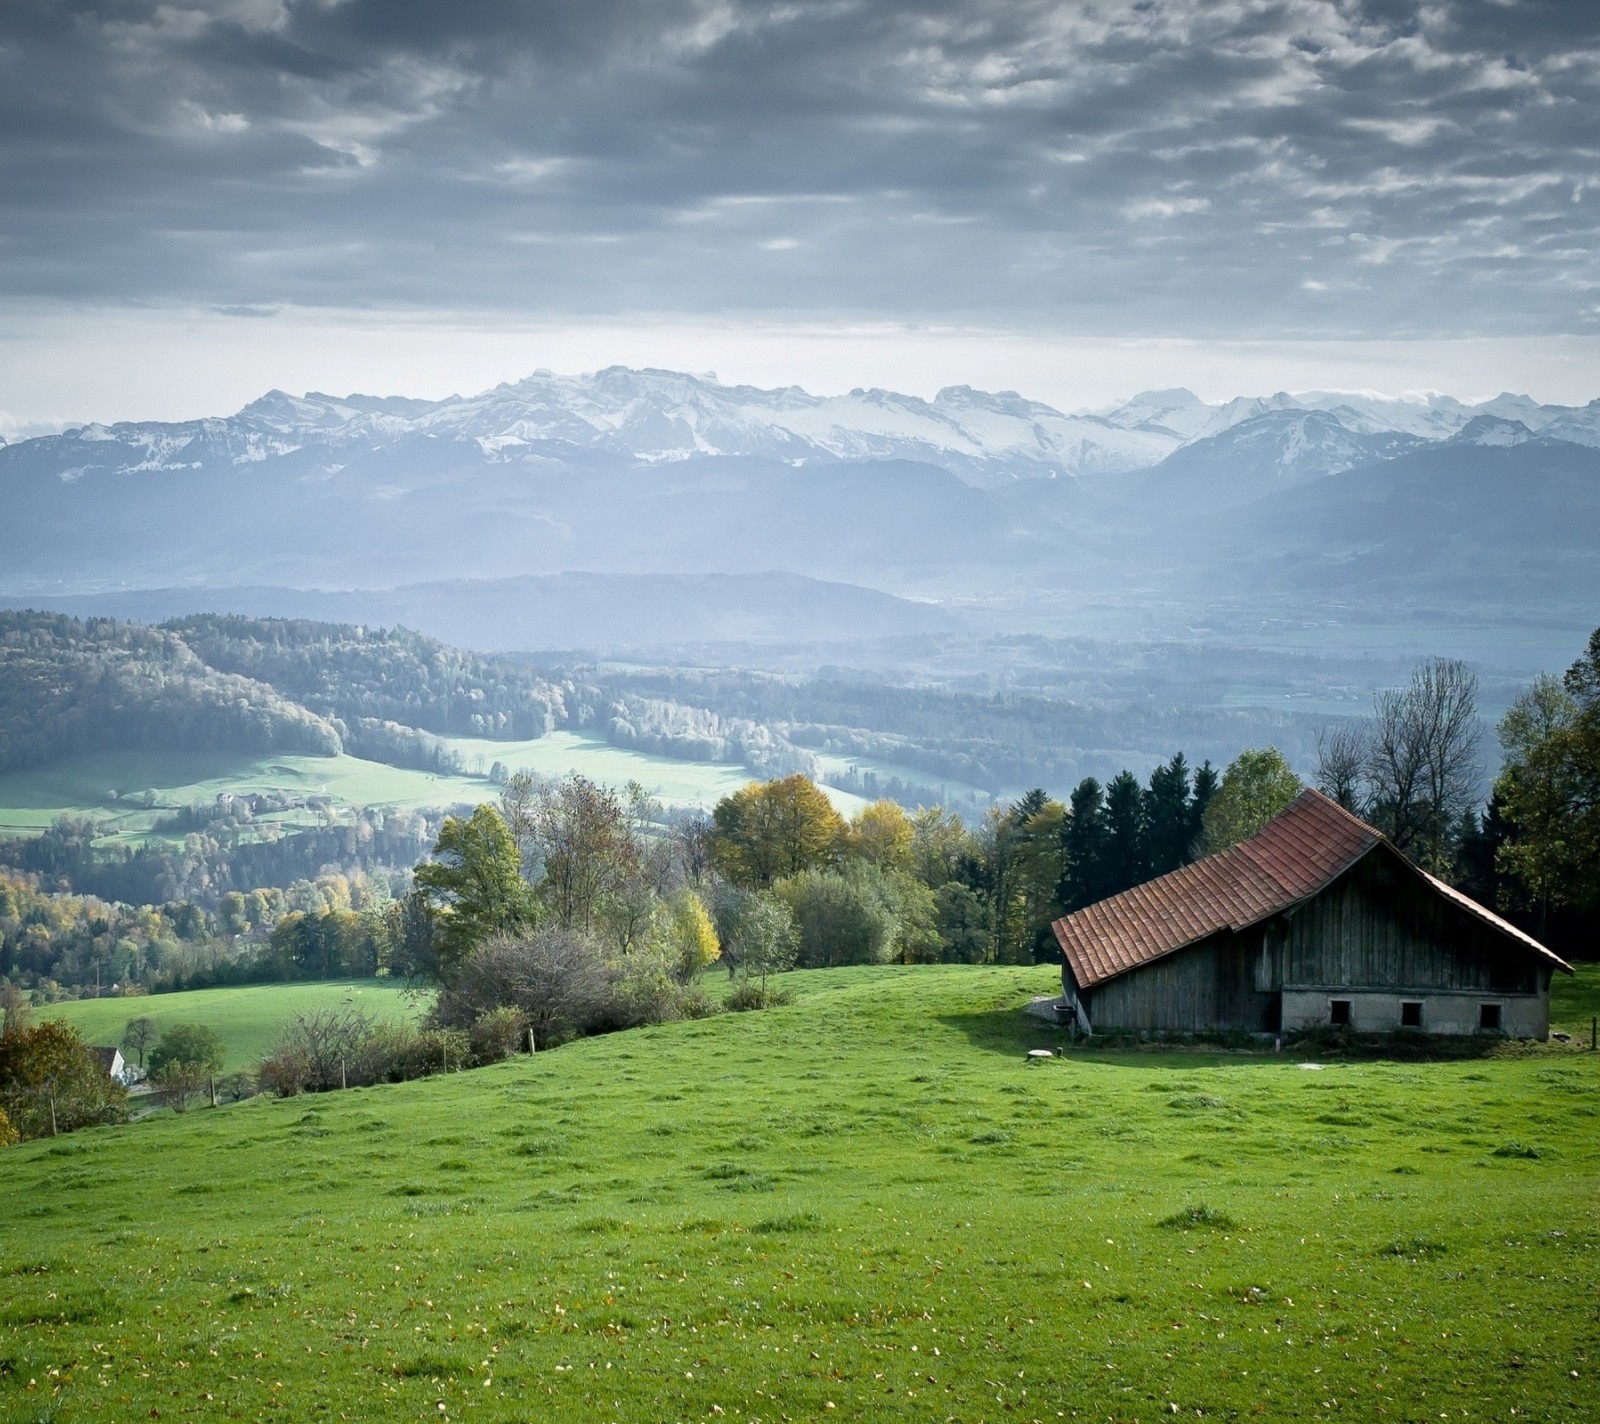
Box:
89, 1045, 132, 1085
1051, 790, 1571, 1038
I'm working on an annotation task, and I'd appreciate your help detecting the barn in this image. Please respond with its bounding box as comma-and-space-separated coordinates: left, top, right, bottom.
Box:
1050, 789, 1572, 1037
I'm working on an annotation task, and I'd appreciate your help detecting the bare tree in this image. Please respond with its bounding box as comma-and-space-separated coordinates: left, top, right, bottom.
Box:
1314, 722, 1367, 813
122, 1015, 157, 1070
271, 1007, 373, 1092
672, 813, 717, 887
434, 928, 616, 1051
1364, 657, 1482, 871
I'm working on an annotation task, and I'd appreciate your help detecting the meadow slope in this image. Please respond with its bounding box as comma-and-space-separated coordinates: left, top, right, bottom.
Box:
3, 965, 1598, 1423
45, 980, 421, 1074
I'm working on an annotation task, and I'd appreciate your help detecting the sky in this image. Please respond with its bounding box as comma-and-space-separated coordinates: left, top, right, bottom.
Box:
2, 0, 1598, 432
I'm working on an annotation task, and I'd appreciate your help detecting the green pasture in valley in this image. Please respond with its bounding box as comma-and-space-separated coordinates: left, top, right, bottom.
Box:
0, 733, 884, 844
4, 963, 1598, 1423
43, 979, 421, 1074
436, 732, 845, 812
0, 749, 493, 841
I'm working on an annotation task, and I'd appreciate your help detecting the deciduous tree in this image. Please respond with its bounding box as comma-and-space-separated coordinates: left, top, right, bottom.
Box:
711, 776, 846, 888
413, 805, 534, 977
1364, 657, 1482, 871
1201, 748, 1303, 854
0, 1019, 127, 1138
148, 1021, 226, 1112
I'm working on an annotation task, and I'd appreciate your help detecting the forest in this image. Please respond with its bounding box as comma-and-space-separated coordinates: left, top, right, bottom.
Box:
167, 614, 581, 740
0, 610, 339, 773
1, 608, 1337, 802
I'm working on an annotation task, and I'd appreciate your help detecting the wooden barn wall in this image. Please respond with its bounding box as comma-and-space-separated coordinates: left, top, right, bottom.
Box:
1085, 930, 1276, 1033
1272, 850, 1538, 994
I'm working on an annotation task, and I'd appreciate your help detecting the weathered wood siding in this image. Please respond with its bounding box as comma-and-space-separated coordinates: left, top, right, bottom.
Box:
1271, 848, 1538, 994
1083, 928, 1276, 1033
1081, 845, 1547, 1033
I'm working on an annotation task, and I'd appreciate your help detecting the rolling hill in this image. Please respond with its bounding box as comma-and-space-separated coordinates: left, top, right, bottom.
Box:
1, 964, 1596, 1422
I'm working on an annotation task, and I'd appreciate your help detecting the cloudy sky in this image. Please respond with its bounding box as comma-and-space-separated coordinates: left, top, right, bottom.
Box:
2, 0, 1598, 429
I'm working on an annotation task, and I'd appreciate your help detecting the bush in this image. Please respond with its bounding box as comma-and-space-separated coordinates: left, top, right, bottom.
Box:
0, 1104, 17, 1147
726, 979, 795, 1012
268, 1007, 372, 1091
216, 1071, 256, 1104
258, 1044, 311, 1097
610, 938, 699, 1028
432, 928, 615, 1050
0, 1019, 128, 1138
260, 1017, 473, 1094
468, 1008, 526, 1065
152, 1061, 211, 1113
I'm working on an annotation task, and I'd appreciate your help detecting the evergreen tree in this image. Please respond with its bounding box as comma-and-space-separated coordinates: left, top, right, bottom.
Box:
1189, 761, 1219, 857
1142, 752, 1192, 877
1453, 795, 1507, 912
1058, 778, 1108, 912
1102, 771, 1148, 896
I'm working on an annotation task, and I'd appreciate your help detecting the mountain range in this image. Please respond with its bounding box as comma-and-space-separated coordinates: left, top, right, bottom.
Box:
3, 367, 1596, 660
11, 366, 1600, 486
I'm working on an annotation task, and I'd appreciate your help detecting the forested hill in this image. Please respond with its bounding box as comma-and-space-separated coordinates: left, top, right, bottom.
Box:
0, 610, 340, 774
164, 615, 583, 739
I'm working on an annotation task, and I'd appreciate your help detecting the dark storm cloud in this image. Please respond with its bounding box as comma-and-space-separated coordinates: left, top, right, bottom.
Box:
1, 0, 1597, 336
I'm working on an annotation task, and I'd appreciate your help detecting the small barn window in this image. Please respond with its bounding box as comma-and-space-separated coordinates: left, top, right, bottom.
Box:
1479, 1003, 1503, 1032
1400, 1001, 1423, 1028
1329, 999, 1352, 1027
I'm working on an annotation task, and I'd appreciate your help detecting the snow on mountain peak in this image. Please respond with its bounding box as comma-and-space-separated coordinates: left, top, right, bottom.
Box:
6, 366, 1597, 488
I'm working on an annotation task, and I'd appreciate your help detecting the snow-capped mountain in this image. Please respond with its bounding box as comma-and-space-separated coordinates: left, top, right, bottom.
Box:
17, 367, 1599, 498
3, 366, 1598, 651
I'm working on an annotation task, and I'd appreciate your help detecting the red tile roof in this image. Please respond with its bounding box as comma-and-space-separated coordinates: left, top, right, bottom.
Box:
1051, 788, 1570, 989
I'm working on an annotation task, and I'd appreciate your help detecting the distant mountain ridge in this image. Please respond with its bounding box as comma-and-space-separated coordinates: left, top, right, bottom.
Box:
3, 366, 1598, 656
7, 366, 1599, 489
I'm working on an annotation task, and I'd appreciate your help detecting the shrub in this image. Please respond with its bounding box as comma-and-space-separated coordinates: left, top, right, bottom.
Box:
152, 1061, 211, 1113
268, 1007, 372, 1091
0, 1019, 128, 1138
258, 1044, 311, 1098
432, 928, 615, 1050
726, 980, 795, 1012
216, 1072, 256, 1104
1158, 1204, 1236, 1231
0, 1105, 17, 1147
468, 1008, 525, 1066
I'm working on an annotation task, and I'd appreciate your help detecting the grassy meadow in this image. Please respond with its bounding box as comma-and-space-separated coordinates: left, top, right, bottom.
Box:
0, 749, 493, 842
3, 964, 1598, 1423
42, 979, 421, 1074
0, 733, 889, 844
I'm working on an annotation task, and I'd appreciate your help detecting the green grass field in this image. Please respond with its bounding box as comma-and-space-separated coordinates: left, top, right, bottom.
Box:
0, 749, 494, 841
438, 733, 861, 813
0, 734, 881, 844
4, 964, 1597, 1423
42, 979, 422, 1074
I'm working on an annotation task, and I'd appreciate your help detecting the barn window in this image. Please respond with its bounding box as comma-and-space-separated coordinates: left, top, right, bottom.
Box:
1400, 1001, 1423, 1028
1329, 999, 1352, 1027
1479, 1003, 1503, 1032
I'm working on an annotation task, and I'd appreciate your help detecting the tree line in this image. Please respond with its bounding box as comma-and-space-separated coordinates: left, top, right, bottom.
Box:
167, 614, 578, 741
0, 610, 340, 773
